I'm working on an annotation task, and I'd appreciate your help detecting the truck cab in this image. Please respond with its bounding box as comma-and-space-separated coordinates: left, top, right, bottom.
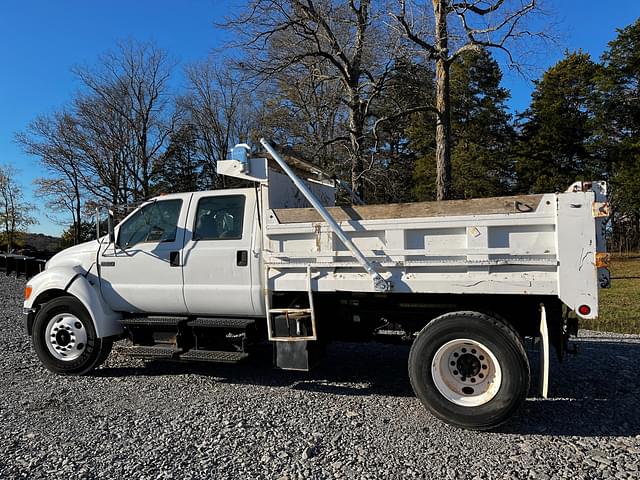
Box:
98, 189, 263, 318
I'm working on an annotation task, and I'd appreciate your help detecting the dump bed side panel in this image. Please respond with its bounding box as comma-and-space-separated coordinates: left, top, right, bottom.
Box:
264, 186, 604, 320
264, 194, 559, 296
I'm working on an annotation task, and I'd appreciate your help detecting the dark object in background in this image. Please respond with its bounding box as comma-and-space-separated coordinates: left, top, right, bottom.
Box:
0, 254, 46, 279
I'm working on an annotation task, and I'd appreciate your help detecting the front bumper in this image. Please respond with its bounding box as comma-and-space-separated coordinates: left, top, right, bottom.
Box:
23, 308, 35, 336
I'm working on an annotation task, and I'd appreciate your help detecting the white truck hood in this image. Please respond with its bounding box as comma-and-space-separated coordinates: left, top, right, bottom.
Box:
46, 239, 101, 271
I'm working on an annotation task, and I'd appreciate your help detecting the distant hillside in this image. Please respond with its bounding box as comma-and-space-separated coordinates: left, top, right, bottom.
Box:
23, 233, 62, 255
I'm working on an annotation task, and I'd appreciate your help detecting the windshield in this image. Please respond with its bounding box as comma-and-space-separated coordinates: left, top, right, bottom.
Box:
117, 199, 182, 249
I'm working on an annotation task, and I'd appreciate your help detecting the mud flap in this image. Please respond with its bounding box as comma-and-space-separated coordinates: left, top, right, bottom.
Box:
274, 340, 323, 371
539, 304, 549, 398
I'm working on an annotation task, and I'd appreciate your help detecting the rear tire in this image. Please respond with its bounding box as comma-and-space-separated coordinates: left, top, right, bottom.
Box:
409, 311, 529, 430
32, 296, 112, 375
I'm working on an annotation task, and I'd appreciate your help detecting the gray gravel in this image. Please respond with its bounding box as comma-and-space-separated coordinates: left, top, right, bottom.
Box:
1, 274, 639, 479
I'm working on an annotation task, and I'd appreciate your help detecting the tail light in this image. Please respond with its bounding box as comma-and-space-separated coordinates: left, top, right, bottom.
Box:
578, 305, 591, 316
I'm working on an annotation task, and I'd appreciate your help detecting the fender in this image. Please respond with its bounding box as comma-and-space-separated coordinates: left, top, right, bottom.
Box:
25, 265, 123, 338
66, 274, 123, 338
25, 265, 84, 310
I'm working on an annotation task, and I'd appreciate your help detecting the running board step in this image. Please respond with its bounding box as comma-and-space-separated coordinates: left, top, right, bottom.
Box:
121, 316, 188, 326
179, 350, 249, 363
188, 317, 255, 329
122, 345, 181, 359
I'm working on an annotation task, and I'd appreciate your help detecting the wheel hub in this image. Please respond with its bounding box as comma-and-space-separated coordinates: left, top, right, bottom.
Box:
432, 339, 502, 407
456, 353, 481, 378
45, 314, 87, 361
55, 329, 71, 346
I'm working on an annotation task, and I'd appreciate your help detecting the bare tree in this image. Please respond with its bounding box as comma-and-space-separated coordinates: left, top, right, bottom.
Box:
226, 0, 399, 198
0, 165, 36, 252
257, 58, 346, 170
16, 112, 86, 244
72, 89, 136, 205
182, 61, 256, 186
72, 40, 179, 202
18, 40, 180, 244
34, 177, 79, 227
393, 0, 544, 199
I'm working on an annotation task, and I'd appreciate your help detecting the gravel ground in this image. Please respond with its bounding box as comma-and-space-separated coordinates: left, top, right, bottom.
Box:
1, 274, 639, 479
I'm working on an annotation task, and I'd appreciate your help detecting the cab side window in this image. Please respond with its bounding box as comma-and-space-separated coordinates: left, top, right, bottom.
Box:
118, 199, 182, 249
194, 196, 245, 240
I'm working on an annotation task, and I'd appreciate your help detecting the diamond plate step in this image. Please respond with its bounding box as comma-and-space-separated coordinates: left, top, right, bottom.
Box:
122, 345, 180, 359
120, 316, 188, 327
187, 317, 255, 329
179, 350, 249, 363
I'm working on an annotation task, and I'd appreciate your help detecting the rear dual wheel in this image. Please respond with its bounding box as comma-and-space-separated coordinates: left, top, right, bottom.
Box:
409, 311, 529, 430
32, 296, 112, 375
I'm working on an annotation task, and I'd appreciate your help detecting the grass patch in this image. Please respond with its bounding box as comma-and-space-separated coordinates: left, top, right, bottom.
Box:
583, 254, 640, 334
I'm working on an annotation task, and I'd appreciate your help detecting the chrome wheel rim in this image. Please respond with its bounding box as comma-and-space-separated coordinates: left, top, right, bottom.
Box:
431, 338, 502, 407
45, 314, 87, 361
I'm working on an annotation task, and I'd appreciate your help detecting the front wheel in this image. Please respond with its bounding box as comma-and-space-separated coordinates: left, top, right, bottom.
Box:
32, 296, 112, 375
409, 311, 530, 430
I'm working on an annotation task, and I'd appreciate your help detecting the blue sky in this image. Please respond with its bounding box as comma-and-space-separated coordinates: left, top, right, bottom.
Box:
0, 1, 638, 236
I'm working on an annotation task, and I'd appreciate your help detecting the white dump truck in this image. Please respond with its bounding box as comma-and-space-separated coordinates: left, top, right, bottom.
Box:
23, 140, 610, 429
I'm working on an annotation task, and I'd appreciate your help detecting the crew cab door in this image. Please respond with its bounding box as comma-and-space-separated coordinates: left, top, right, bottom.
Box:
99, 196, 190, 313
182, 191, 257, 316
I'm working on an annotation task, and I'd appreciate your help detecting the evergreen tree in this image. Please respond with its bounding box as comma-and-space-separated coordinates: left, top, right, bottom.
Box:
514, 52, 601, 193
152, 125, 204, 194
60, 221, 96, 248
595, 19, 640, 246
370, 59, 435, 203
411, 49, 515, 201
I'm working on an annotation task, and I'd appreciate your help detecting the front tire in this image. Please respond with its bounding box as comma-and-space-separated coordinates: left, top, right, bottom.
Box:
409, 311, 529, 430
32, 296, 112, 375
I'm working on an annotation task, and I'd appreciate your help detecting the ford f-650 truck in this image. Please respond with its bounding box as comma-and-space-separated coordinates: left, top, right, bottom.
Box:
23, 140, 610, 430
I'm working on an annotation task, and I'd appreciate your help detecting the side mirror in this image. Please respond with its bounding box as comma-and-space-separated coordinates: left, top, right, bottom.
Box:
108, 209, 115, 245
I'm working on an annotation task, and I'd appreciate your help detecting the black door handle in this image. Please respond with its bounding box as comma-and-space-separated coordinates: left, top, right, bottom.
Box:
169, 251, 180, 267
236, 250, 248, 267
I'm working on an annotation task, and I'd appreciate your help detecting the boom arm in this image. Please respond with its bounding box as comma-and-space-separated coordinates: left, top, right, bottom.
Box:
260, 138, 391, 292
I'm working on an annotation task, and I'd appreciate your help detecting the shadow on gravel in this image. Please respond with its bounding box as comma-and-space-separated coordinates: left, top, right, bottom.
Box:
95, 338, 640, 437
94, 342, 415, 398
501, 338, 640, 437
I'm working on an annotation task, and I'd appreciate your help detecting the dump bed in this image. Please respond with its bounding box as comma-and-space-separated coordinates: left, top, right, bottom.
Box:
263, 186, 608, 320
